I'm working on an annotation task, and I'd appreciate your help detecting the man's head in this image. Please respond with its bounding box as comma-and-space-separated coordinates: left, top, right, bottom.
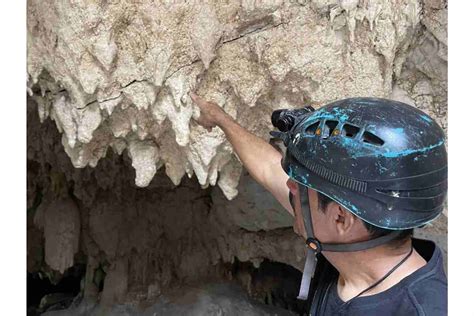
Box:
287, 178, 413, 250
275, 98, 447, 233
273, 98, 446, 300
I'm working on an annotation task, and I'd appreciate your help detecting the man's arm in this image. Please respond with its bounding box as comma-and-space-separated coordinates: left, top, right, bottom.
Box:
189, 92, 293, 215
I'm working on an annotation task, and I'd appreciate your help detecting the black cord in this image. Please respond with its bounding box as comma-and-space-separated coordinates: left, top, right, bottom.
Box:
337, 245, 414, 310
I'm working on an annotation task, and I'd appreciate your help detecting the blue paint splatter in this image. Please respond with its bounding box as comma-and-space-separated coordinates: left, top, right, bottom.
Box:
305, 107, 351, 123
381, 140, 444, 158
420, 115, 433, 123
393, 128, 404, 135
300, 173, 308, 184
344, 138, 444, 159
338, 136, 368, 159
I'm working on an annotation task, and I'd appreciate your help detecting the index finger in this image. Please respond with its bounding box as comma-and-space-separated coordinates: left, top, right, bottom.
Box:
190, 91, 200, 103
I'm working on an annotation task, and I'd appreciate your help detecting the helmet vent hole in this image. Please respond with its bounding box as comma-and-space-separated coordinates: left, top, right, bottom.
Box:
323, 120, 338, 138
342, 124, 360, 138
362, 131, 384, 146
305, 121, 320, 135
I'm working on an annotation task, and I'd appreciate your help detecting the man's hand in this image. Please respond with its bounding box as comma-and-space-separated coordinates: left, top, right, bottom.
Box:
190, 92, 226, 132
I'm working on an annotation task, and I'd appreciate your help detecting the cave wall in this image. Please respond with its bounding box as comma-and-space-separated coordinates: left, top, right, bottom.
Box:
27, 0, 447, 198
27, 92, 448, 312
27, 0, 448, 311
28, 96, 304, 309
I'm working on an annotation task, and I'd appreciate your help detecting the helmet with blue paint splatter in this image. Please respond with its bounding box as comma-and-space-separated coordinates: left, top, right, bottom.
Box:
272, 97, 447, 230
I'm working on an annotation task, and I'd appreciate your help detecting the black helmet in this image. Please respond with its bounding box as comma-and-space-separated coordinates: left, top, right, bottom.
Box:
270, 97, 447, 300
273, 97, 447, 230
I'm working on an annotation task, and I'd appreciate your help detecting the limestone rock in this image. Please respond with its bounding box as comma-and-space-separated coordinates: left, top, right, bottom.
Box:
43, 283, 296, 316
212, 171, 294, 231
27, 91, 446, 311
128, 140, 160, 187
191, 4, 223, 69
27, 0, 446, 199
101, 258, 129, 307
43, 197, 81, 274
27, 2, 448, 309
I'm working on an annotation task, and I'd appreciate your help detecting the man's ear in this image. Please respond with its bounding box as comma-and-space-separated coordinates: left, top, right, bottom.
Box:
332, 204, 356, 236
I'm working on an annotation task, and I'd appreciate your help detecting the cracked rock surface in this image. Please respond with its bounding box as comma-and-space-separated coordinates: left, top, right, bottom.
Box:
28, 0, 447, 198
27, 0, 448, 314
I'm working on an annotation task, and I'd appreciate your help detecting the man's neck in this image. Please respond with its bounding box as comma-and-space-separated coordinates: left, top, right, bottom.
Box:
323, 240, 427, 302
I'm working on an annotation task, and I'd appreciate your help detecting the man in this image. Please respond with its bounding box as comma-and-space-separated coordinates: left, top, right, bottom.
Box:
190, 92, 447, 315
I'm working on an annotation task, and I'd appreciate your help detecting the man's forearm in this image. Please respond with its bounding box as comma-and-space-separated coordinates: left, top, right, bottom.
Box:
190, 91, 292, 213
216, 112, 282, 187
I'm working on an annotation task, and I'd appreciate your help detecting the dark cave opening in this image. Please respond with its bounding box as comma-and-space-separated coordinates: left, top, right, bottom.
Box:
230, 258, 316, 316
27, 264, 85, 316
27, 94, 312, 314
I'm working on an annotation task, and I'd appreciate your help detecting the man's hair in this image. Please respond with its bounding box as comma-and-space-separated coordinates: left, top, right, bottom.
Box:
317, 192, 413, 248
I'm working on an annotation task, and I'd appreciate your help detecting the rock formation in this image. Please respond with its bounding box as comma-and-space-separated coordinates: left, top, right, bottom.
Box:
27, 0, 447, 198
27, 0, 447, 314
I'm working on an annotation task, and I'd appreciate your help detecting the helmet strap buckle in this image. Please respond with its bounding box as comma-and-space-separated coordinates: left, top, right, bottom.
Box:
306, 237, 322, 254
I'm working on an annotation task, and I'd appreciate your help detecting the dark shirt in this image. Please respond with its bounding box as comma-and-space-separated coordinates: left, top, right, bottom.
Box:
310, 239, 447, 315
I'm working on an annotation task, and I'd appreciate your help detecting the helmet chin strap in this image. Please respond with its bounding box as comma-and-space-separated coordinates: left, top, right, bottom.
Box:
295, 185, 317, 300
293, 184, 403, 300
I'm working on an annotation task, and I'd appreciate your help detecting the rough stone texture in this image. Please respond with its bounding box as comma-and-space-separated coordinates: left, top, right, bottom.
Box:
43, 283, 296, 316
27, 0, 447, 199
27, 0, 448, 312
41, 197, 81, 274
394, 0, 448, 138
101, 258, 129, 306
27, 92, 448, 311
27, 97, 304, 310
212, 171, 294, 232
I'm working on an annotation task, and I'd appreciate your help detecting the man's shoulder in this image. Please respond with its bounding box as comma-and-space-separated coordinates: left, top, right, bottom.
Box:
350, 239, 447, 315
404, 239, 447, 315
405, 272, 447, 315
311, 239, 447, 316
